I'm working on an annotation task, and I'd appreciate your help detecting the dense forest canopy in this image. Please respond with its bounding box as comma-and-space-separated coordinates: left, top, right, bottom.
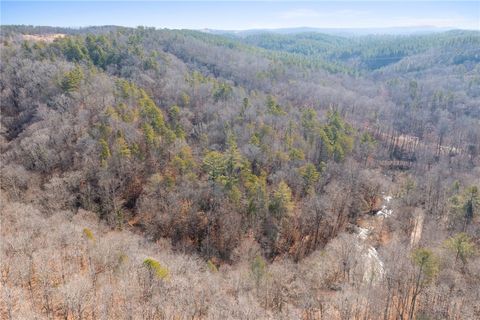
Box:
1, 25, 479, 319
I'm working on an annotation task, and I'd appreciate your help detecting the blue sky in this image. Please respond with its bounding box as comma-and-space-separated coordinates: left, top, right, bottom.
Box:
1, 1, 479, 30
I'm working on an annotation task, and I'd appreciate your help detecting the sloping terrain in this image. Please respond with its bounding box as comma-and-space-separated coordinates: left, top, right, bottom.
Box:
1, 25, 479, 319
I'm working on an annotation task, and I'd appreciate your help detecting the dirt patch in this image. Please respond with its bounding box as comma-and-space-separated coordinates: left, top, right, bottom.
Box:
410, 208, 424, 246
357, 215, 392, 246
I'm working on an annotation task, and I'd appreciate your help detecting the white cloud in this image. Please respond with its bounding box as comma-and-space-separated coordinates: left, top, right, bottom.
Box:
388, 16, 479, 29
276, 8, 372, 25
335, 9, 370, 17
277, 9, 321, 19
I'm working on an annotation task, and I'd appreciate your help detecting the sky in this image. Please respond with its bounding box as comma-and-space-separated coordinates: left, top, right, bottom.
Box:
1, 1, 479, 30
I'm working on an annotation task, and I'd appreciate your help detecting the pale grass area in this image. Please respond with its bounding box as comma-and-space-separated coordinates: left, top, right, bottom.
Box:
21, 34, 66, 43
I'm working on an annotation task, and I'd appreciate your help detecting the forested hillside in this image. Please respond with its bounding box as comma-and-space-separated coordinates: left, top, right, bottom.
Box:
1, 25, 479, 319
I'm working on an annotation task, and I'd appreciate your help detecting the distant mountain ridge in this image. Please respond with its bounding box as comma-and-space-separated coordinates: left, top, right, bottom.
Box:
202, 26, 457, 36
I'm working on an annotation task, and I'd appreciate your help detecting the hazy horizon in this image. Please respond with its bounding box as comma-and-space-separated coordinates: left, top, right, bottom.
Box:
2, 1, 479, 31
